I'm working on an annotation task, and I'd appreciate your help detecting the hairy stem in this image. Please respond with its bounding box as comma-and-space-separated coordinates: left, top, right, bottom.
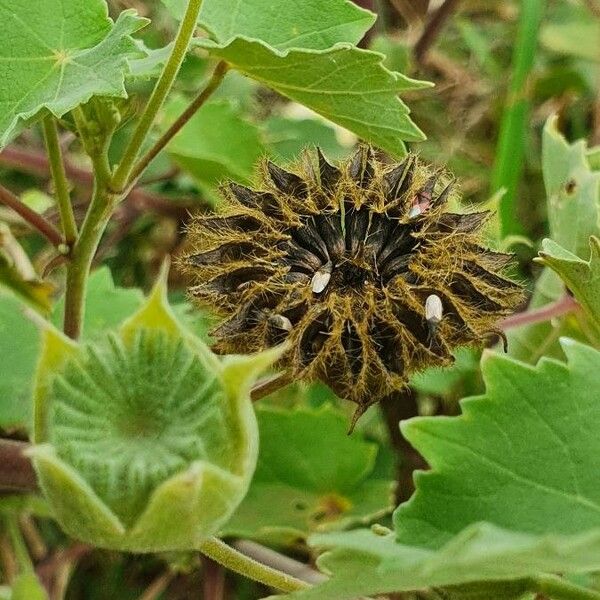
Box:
531, 575, 600, 600
63, 107, 117, 340
42, 116, 78, 245
198, 537, 309, 593
231, 541, 325, 585
128, 60, 228, 186
63, 185, 117, 339
111, 0, 203, 193
0, 184, 63, 248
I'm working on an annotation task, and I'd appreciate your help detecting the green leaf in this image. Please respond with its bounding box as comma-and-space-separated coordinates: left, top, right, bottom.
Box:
199, 38, 428, 157
397, 339, 600, 546
278, 340, 600, 599
223, 406, 394, 545
0, 294, 40, 428
542, 116, 600, 260
507, 116, 600, 361
409, 347, 481, 398
264, 117, 349, 162
162, 98, 264, 193
538, 237, 600, 335
278, 525, 600, 600
541, 20, 600, 62
0, 2, 148, 147
163, 0, 375, 50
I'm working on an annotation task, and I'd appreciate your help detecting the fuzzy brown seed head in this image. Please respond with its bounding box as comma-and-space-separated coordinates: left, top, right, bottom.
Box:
181, 147, 524, 425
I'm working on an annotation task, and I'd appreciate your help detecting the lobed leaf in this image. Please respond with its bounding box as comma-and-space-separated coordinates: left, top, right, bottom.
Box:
162, 98, 265, 195
0, 1, 148, 147
508, 116, 600, 361
538, 237, 600, 335
199, 38, 429, 157
223, 406, 394, 545
163, 0, 376, 50
277, 340, 600, 599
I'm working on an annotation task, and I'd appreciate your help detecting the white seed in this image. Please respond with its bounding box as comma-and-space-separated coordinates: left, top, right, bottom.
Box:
270, 314, 293, 332
425, 294, 443, 324
408, 204, 423, 219
311, 262, 333, 294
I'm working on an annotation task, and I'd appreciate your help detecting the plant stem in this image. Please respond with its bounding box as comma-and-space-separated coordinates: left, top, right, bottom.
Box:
500, 294, 579, 330
0, 184, 63, 248
532, 575, 600, 600
414, 0, 462, 63
42, 116, 78, 245
0, 146, 198, 216
128, 60, 228, 186
251, 371, 293, 402
198, 537, 309, 593
138, 571, 174, 600
111, 0, 203, 193
63, 185, 117, 339
491, 0, 546, 237
231, 541, 326, 585
63, 105, 117, 340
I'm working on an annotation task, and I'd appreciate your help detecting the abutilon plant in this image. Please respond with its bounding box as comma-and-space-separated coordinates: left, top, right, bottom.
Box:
183, 147, 524, 425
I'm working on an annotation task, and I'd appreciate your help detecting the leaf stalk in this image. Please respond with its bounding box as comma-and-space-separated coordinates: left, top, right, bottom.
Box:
198, 537, 310, 593
127, 59, 229, 187
111, 0, 204, 193
0, 183, 63, 248
41, 115, 78, 245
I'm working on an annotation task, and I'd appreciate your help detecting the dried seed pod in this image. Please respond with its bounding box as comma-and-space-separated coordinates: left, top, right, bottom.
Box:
182, 147, 524, 426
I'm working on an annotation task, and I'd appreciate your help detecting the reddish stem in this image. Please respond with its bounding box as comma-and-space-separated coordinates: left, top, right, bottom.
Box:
202, 555, 226, 600
500, 295, 579, 331
414, 0, 462, 63
0, 146, 196, 217
0, 184, 63, 248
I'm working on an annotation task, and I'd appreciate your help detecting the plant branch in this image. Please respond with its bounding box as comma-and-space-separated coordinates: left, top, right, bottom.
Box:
111, 0, 203, 193
63, 186, 117, 339
128, 60, 228, 187
414, 0, 462, 63
0, 146, 197, 217
500, 295, 579, 331
251, 372, 293, 402
0, 184, 63, 248
138, 571, 174, 600
198, 537, 309, 593
42, 116, 78, 245
202, 555, 226, 600
62, 104, 118, 340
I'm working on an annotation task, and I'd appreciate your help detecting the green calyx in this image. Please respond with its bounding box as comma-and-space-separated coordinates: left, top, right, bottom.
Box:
29, 266, 284, 552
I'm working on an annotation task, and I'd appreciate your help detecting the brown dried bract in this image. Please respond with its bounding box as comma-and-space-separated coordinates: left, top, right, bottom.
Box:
181, 147, 524, 426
